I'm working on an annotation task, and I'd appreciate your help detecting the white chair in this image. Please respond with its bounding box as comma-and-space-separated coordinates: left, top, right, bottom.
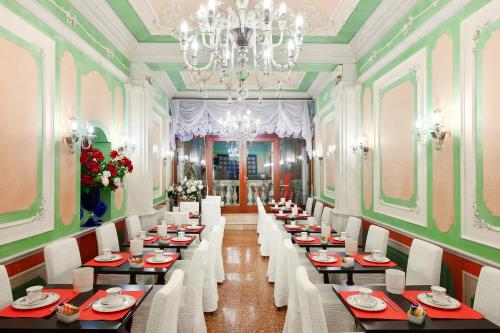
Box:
205, 195, 221, 202
96, 223, 120, 252
125, 215, 142, 241
202, 227, 219, 313
345, 216, 362, 242
474, 266, 500, 326
312, 201, 324, 225
44, 238, 82, 284
320, 207, 333, 226
295, 266, 357, 333
406, 239, 443, 285
179, 201, 200, 214
331, 209, 347, 233
305, 197, 314, 213
164, 211, 190, 225
274, 239, 290, 307
364, 225, 389, 257
214, 219, 225, 283
177, 240, 208, 333
201, 199, 224, 230
0, 265, 13, 309
267, 222, 281, 283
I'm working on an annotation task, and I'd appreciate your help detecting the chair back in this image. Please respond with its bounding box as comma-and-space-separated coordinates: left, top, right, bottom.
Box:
295, 266, 328, 333
364, 225, 389, 257
313, 201, 324, 225
164, 211, 190, 225
286, 241, 301, 307
345, 217, 361, 242
406, 239, 443, 285
44, 238, 82, 284
184, 240, 209, 310
201, 200, 222, 229
179, 201, 200, 214
205, 195, 221, 202
320, 207, 333, 226
146, 269, 185, 333
0, 265, 13, 309
305, 197, 314, 213
96, 223, 120, 252
125, 215, 142, 241
474, 266, 500, 326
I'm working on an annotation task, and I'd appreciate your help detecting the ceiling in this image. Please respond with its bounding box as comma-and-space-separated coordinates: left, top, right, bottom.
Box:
69, 0, 417, 99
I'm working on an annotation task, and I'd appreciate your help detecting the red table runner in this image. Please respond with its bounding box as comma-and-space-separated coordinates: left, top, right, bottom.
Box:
339, 291, 407, 320
0, 289, 79, 318
328, 236, 345, 245
309, 225, 322, 232
143, 253, 179, 268
284, 225, 302, 231
307, 253, 341, 267
78, 290, 145, 321
352, 254, 397, 267
294, 236, 321, 245
84, 252, 131, 267
402, 290, 484, 319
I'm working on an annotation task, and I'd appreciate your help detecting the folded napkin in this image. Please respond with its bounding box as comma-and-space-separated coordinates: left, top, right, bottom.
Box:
339, 291, 407, 320
84, 252, 131, 267
402, 290, 484, 319
306, 253, 341, 267
294, 236, 320, 245
143, 254, 179, 268
328, 236, 345, 245
0, 289, 79, 318
79, 290, 145, 321
352, 254, 397, 267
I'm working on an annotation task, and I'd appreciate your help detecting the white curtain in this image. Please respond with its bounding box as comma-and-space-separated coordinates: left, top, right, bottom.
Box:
170, 99, 314, 157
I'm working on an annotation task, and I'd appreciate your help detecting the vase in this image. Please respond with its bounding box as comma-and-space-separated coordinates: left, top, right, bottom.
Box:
81, 187, 102, 227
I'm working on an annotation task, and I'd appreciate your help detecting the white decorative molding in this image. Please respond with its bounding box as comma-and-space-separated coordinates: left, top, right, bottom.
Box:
321, 108, 336, 201
150, 110, 163, 199
461, 0, 500, 250
358, 0, 470, 82
372, 49, 427, 227
150, 71, 177, 99
307, 72, 334, 99
0, 4, 55, 245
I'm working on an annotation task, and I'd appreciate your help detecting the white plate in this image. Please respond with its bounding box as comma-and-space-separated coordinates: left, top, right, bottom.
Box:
333, 236, 347, 241
311, 255, 337, 263
363, 255, 390, 263
346, 295, 387, 312
185, 225, 201, 230
417, 293, 461, 309
12, 292, 60, 310
296, 236, 314, 241
141, 236, 154, 241
92, 295, 136, 313
145, 256, 174, 264
172, 237, 190, 242
94, 254, 123, 262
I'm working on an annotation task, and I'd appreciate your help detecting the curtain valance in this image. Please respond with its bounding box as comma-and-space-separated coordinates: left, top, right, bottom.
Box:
170, 99, 314, 156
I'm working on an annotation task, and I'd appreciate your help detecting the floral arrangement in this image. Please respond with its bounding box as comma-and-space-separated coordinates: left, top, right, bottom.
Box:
80, 145, 133, 193
167, 177, 204, 203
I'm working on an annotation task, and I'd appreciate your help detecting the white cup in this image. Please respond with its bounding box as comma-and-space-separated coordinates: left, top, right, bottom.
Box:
291, 219, 297, 226
340, 232, 348, 240
72, 267, 94, 292
279, 210, 284, 215
358, 287, 374, 307
161, 220, 167, 226
371, 249, 382, 260
319, 249, 328, 261
285, 202, 291, 209
26, 285, 44, 302
431, 286, 447, 303
280, 198, 285, 203
101, 248, 112, 259
154, 249, 164, 261
385, 269, 406, 294
178, 231, 186, 239
300, 231, 308, 239
105, 287, 122, 306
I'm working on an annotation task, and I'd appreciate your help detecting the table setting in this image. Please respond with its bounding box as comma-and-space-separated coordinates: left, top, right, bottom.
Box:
84, 249, 131, 267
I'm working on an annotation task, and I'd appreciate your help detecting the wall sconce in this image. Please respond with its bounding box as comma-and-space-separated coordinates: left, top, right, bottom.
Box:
327, 144, 336, 157
64, 117, 95, 152
117, 136, 136, 154
182, 155, 189, 162
200, 159, 206, 167
352, 136, 369, 159
415, 109, 449, 151
279, 159, 284, 166
152, 144, 159, 157
163, 149, 175, 162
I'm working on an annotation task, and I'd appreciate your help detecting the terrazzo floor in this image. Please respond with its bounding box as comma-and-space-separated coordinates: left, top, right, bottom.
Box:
205, 229, 286, 332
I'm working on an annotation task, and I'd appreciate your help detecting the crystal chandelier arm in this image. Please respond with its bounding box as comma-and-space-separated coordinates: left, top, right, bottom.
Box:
272, 31, 285, 48
182, 50, 215, 72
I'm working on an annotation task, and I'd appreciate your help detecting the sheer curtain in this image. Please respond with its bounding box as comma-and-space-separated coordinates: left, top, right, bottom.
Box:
170, 99, 314, 157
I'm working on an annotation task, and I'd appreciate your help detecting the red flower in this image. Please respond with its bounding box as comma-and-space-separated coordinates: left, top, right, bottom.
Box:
107, 163, 118, 177
80, 154, 88, 164
81, 173, 94, 186
127, 164, 133, 173
93, 150, 104, 161
110, 150, 119, 159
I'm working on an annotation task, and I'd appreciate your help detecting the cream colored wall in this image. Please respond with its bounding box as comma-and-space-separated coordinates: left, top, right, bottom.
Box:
362, 88, 373, 210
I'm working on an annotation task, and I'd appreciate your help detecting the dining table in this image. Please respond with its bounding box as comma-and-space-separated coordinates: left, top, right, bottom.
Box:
332, 284, 500, 332
121, 234, 196, 257
292, 234, 362, 253
83, 251, 180, 285
148, 224, 205, 235
305, 251, 399, 284
0, 284, 152, 332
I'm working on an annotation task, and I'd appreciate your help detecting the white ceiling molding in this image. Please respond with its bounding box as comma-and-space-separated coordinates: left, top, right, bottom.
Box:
350, 0, 418, 60
358, 0, 470, 82
151, 70, 177, 99
307, 72, 333, 99
328, 0, 360, 36
70, 0, 138, 59
17, 0, 129, 81
128, 0, 164, 36
173, 90, 310, 99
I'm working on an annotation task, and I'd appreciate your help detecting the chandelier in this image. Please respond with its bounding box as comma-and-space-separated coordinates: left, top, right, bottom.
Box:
218, 103, 261, 140
177, 0, 304, 98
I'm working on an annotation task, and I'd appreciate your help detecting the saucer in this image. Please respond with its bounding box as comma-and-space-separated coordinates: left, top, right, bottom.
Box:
346, 295, 387, 312
146, 256, 173, 264
296, 236, 314, 242
141, 236, 154, 241
185, 225, 201, 230
172, 236, 190, 242
12, 293, 60, 310
363, 255, 390, 263
94, 254, 123, 262
333, 236, 347, 241
311, 255, 337, 263
417, 293, 461, 309
93, 295, 136, 313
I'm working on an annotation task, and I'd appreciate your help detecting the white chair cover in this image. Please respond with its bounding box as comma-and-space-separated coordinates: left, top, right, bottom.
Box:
296, 266, 328, 333
96, 223, 120, 252
259, 215, 273, 257
44, 238, 82, 284
178, 240, 208, 333
474, 266, 500, 326
0, 265, 13, 309
305, 197, 314, 213
179, 201, 200, 214
205, 195, 221, 202
406, 239, 443, 285
331, 210, 347, 233
364, 225, 389, 257
320, 207, 333, 226
201, 199, 223, 230
345, 216, 361, 242
312, 202, 324, 225
267, 222, 281, 283
164, 211, 190, 225
202, 227, 219, 312
125, 215, 142, 241
145, 269, 185, 333
274, 239, 291, 307
215, 219, 225, 283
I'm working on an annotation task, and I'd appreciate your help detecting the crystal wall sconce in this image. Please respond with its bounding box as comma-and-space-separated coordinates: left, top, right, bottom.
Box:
64, 117, 95, 153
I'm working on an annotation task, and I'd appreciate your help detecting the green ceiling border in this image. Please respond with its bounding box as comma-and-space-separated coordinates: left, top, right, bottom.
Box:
148, 62, 337, 72
107, 0, 381, 44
